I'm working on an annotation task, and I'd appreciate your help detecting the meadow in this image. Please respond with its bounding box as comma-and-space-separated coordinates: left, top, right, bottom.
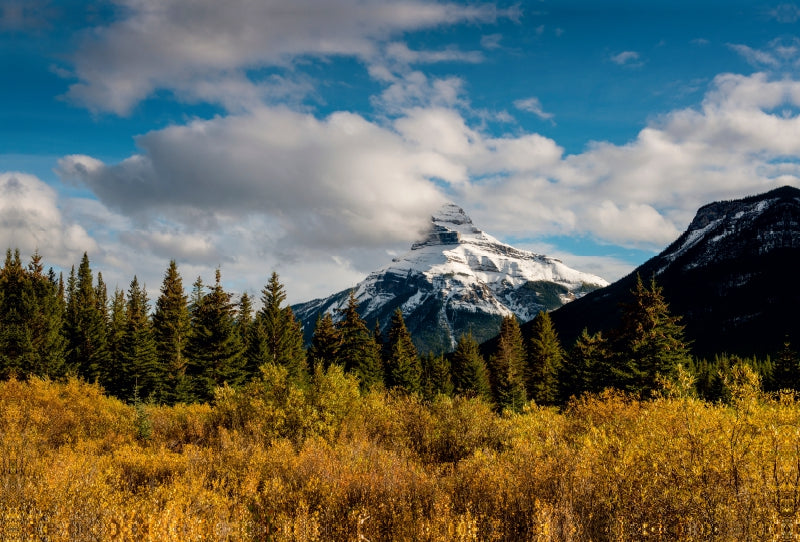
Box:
1, 364, 798, 541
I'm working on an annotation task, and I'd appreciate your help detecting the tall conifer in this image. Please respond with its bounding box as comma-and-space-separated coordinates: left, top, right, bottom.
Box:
336, 291, 383, 391
450, 332, 491, 401
309, 313, 341, 370
527, 311, 565, 405
385, 309, 421, 394
121, 277, 160, 401
488, 315, 527, 412
153, 261, 192, 404
64, 253, 109, 382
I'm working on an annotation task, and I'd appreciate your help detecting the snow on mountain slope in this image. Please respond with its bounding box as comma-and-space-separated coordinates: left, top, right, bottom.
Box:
293, 203, 608, 352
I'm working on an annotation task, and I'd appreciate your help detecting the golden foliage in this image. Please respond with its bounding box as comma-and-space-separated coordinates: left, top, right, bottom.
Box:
4, 374, 800, 540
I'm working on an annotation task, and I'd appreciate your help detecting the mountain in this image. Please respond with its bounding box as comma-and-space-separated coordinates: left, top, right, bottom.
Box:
548, 185, 800, 358
293, 203, 608, 353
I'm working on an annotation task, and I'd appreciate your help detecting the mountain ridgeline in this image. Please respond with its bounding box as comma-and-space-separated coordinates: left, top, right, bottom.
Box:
548, 185, 800, 359
292, 203, 607, 354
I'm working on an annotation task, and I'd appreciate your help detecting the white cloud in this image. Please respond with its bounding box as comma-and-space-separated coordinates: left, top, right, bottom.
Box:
0, 172, 97, 265
514, 97, 554, 121
610, 51, 642, 66
769, 3, 800, 23
480, 33, 502, 50
52, 71, 800, 300
63, 0, 515, 115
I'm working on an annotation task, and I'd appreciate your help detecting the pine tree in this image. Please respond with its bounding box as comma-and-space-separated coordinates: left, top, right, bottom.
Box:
309, 312, 341, 369
152, 261, 192, 404
64, 253, 110, 382
769, 338, 800, 392
247, 272, 308, 384
105, 288, 127, 397
384, 309, 422, 394
119, 277, 161, 401
569, 328, 612, 395
0, 249, 33, 378
186, 269, 245, 402
488, 315, 527, 412
450, 331, 492, 401
421, 352, 453, 400
25, 252, 67, 377
236, 291, 253, 356
612, 274, 692, 397
336, 291, 383, 391
526, 311, 565, 405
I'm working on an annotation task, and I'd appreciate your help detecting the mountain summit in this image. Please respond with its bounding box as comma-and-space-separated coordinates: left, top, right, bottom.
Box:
549, 185, 800, 357
293, 203, 608, 353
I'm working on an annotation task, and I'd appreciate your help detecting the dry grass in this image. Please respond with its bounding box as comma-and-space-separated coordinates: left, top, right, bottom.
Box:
2, 369, 799, 540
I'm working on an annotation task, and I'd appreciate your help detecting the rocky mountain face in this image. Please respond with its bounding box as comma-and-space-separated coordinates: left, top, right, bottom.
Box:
293, 203, 608, 353
548, 185, 800, 358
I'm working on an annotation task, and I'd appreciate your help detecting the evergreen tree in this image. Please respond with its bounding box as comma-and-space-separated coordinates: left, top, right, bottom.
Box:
309, 312, 341, 369
769, 338, 800, 392
384, 309, 422, 394
488, 315, 527, 412
336, 291, 383, 391
247, 272, 308, 384
119, 277, 160, 401
64, 253, 109, 382
421, 352, 453, 400
25, 252, 67, 377
450, 331, 492, 401
105, 288, 127, 396
569, 328, 612, 395
612, 274, 692, 397
186, 269, 245, 402
0, 249, 33, 377
153, 261, 192, 404
236, 291, 253, 355
526, 311, 565, 405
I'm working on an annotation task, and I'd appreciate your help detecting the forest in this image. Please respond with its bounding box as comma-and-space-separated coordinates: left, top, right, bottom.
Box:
2, 248, 800, 540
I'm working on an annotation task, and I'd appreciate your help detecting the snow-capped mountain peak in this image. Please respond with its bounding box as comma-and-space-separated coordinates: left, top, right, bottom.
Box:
293, 202, 608, 352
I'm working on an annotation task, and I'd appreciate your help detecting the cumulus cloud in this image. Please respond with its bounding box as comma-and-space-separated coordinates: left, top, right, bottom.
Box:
63, 0, 515, 115
0, 172, 97, 265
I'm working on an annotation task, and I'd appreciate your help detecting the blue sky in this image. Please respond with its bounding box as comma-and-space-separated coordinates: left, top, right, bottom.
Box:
4, 0, 800, 302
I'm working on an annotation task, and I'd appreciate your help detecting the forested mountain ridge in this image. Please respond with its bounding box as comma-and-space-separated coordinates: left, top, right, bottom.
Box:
292, 203, 607, 354
549, 185, 800, 358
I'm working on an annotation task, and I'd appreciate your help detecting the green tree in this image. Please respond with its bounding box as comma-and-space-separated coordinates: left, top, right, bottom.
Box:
769, 338, 800, 392
120, 276, 161, 401
526, 311, 565, 405
421, 352, 453, 400
384, 309, 421, 394
0, 249, 33, 377
64, 253, 109, 382
247, 272, 308, 384
336, 291, 383, 391
25, 252, 67, 377
309, 312, 341, 370
186, 269, 245, 402
612, 274, 692, 397
104, 288, 127, 397
450, 331, 491, 402
153, 261, 192, 404
569, 328, 612, 395
488, 315, 527, 412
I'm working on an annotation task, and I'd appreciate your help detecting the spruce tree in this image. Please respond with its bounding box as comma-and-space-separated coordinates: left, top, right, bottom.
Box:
450, 331, 492, 401
526, 311, 565, 405
769, 338, 800, 392
0, 249, 33, 377
488, 315, 527, 412
105, 288, 127, 397
152, 261, 192, 404
186, 269, 245, 402
612, 274, 692, 397
64, 253, 109, 382
309, 312, 341, 369
569, 328, 612, 395
25, 252, 67, 377
421, 352, 453, 400
247, 272, 308, 384
384, 309, 422, 394
336, 291, 383, 391
120, 277, 161, 401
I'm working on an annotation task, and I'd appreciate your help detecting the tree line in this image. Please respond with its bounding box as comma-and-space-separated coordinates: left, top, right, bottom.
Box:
1, 248, 795, 408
